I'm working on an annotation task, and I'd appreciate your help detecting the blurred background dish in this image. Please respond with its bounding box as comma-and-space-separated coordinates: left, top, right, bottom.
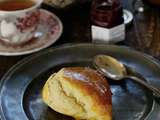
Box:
123, 9, 133, 25
44, 0, 91, 8
44, 0, 76, 8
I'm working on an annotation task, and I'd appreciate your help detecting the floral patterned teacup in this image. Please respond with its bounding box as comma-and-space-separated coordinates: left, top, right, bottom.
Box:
0, 0, 43, 45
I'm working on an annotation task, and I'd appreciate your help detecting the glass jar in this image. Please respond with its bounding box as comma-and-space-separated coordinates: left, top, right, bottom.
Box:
91, 0, 125, 43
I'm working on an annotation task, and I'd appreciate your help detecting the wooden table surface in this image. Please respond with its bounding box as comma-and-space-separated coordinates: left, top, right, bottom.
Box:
0, 0, 160, 79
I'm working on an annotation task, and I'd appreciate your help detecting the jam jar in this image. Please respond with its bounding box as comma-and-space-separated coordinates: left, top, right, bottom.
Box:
91, 0, 125, 43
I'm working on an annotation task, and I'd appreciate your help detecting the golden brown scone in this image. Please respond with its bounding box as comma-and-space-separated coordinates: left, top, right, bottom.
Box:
42, 67, 112, 120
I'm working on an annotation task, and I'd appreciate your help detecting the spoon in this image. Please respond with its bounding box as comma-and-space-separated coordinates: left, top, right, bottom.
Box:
93, 54, 160, 98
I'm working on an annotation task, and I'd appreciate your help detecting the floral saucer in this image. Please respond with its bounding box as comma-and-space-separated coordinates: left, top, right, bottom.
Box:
0, 9, 63, 56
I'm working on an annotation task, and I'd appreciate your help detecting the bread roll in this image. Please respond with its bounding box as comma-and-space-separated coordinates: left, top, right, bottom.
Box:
42, 67, 112, 120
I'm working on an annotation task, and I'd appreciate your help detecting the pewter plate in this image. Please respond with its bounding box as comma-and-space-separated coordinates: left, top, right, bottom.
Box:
0, 43, 160, 120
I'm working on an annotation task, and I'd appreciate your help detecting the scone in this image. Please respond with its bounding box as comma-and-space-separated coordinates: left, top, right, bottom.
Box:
42, 67, 112, 120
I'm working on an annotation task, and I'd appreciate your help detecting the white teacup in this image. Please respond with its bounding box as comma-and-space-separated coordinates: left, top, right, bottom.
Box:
0, 0, 43, 44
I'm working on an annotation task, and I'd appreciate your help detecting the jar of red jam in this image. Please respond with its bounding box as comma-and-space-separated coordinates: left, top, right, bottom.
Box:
91, 0, 125, 43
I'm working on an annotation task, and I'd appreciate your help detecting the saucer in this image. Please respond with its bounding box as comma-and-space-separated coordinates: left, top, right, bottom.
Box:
0, 9, 63, 56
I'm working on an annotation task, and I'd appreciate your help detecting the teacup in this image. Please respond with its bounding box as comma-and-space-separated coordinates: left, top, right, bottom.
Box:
0, 0, 43, 45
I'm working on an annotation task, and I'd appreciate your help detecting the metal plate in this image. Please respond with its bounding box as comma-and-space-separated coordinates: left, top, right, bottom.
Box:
0, 43, 160, 120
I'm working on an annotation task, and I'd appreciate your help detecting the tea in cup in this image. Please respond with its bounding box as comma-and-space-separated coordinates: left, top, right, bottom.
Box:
0, 0, 43, 44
